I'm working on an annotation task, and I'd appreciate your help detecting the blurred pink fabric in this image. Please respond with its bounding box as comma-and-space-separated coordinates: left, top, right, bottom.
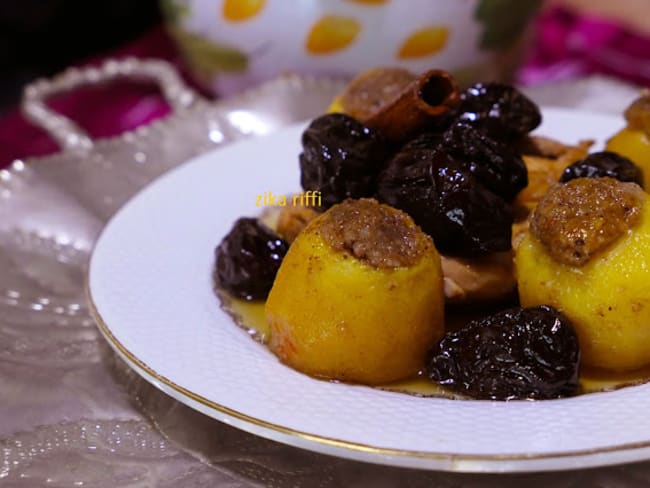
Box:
0, 27, 205, 168
1, 8, 649, 168
519, 7, 650, 86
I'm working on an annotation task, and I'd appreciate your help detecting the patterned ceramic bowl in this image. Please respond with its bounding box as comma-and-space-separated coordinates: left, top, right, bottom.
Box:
162, 0, 542, 95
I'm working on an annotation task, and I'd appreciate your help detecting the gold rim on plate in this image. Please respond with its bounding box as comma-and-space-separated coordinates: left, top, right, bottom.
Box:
86, 278, 650, 471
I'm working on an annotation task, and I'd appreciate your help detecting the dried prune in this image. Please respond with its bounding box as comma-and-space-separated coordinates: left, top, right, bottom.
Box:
431, 159, 513, 256
374, 136, 438, 238
376, 140, 513, 257
456, 83, 541, 140
299, 113, 390, 208
560, 151, 644, 187
443, 121, 528, 201
399, 131, 443, 150
215, 218, 289, 301
426, 305, 580, 400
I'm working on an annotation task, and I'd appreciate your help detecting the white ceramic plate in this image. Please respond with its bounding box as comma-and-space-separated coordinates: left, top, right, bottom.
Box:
88, 108, 650, 473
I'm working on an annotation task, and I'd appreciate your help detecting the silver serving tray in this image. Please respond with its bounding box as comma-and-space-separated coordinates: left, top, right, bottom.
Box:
1, 58, 647, 486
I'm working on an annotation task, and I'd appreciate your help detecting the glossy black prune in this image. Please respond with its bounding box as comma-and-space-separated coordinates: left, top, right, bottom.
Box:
560, 151, 644, 187
398, 131, 443, 150
299, 113, 390, 208
376, 140, 513, 257
431, 158, 513, 256
456, 83, 542, 140
443, 121, 528, 201
375, 135, 439, 237
427, 305, 580, 400
215, 218, 289, 301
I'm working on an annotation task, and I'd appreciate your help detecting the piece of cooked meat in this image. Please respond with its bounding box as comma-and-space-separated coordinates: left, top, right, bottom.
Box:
441, 252, 515, 305
513, 136, 593, 248
276, 205, 320, 243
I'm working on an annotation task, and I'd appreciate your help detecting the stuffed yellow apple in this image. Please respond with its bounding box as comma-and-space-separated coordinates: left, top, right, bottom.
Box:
606, 90, 650, 188
516, 177, 650, 371
265, 198, 445, 384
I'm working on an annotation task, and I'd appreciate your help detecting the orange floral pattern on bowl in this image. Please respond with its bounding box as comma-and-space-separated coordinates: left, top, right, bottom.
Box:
162, 0, 540, 95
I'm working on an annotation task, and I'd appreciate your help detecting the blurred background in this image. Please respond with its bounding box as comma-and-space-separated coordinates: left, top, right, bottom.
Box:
0, 0, 648, 165
0, 0, 162, 111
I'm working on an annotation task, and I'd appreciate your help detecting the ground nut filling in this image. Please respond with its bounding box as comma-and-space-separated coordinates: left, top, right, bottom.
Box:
530, 177, 645, 266
317, 198, 432, 268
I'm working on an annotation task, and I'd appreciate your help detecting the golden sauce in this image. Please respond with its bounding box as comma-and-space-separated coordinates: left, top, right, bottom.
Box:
217, 291, 269, 342
580, 365, 650, 393
218, 292, 650, 398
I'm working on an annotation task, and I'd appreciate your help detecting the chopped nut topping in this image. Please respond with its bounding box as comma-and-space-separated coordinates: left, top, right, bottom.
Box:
530, 177, 645, 266
317, 198, 432, 268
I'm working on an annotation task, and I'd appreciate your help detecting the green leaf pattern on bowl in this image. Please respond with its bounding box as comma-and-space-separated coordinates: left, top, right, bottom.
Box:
475, 0, 542, 50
